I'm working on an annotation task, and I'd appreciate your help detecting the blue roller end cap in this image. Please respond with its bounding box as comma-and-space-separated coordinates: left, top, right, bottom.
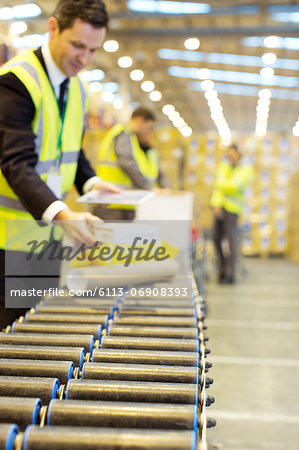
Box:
32, 399, 42, 425
90, 335, 95, 353
68, 362, 75, 381
5, 424, 19, 450
52, 379, 60, 399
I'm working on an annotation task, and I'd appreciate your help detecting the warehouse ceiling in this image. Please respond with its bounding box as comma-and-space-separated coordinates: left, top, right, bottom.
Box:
1, 0, 299, 140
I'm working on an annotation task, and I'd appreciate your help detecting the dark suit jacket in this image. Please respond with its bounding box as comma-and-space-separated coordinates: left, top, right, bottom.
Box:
0, 48, 95, 220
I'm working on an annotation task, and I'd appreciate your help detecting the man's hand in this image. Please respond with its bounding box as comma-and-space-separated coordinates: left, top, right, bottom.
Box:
91, 180, 121, 194
53, 209, 103, 247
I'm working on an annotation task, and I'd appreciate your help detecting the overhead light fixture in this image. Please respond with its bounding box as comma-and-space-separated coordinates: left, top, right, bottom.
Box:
184, 37, 200, 50
89, 82, 102, 93
127, 1, 210, 15
130, 69, 144, 81
0, 3, 42, 20
149, 90, 162, 101
201, 80, 214, 91
197, 68, 210, 80
10, 21, 27, 35
169, 111, 181, 121
113, 98, 124, 110
141, 80, 155, 92
261, 52, 277, 65
264, 35, 280, 48
103, 40, 119, 52
258, 88, 272, 98
12, 33, 48, 49
101, 91, 114, 103
118, 56, 133, 68
180, 126, 193, 137
81, 69, 105, 82
162, 104, 175, 115
260, 67, 274, 78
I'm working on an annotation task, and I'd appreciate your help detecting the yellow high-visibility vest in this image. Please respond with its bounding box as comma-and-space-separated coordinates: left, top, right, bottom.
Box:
97, 123, 159, 210
210, 160, 254, 215
0, 50, 88, 251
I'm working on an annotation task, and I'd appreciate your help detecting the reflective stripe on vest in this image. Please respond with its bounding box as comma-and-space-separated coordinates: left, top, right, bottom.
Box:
0, 50, 87, 250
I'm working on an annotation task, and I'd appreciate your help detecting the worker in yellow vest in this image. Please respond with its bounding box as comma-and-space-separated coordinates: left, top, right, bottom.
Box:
0, 0, 119, 328
210, 144, 254, 284
95, 107, 170, 221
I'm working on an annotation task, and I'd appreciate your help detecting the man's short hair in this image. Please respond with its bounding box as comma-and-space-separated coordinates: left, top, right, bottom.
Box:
52, 0, 109, 32
131, 107, 156, 122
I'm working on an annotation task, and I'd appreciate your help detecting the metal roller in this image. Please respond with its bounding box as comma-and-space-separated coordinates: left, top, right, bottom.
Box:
66, 379, 198, 405
126, 293, 192, 301
12, 322, 102, 339
25, 313, 109, 328
0, 345, 86, 369
0, 360, 74, 385
0, 376, 59, 404
47, 399, 198, 430
0, 333, 95, 353
108, 325, 198, 339
0, 424, 19, 450
119, 307, 196, 317
35, 305, 114, 316
101, 336, 199, 353
0, 397, 42, 430
83, 362, 199, 384
42, 298, 120, 307
92, 349, 199, 367
113, 315, 197, 327
121, 299, 194, 307
22, 426, 196, 450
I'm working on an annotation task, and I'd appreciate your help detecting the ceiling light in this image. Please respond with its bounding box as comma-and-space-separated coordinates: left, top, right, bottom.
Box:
149, 90, 162, 101
201, 79, 214, 91
258, 88, 272, 98
103, 40, 119, 52
180, 126, 192, 137
141, 80, 155, 92
127, 1, 210, 15
81, 69, 105, 82
260, 67, 275, 78
118, 56, 133, 68
169, 111, 180, 121
172, 117, 185, 128
101, 91, 114, 103
0, 3, 42, 20
264, 35, 280, 48
130, 69, 144, 81
261, 52, 277, 65
10, 21, 27, 35
113, 98, 124, 110
12, 33, 48, 48
184, 37, 200, 50
162, 104, 175, 115
204, 90, 218, 100
197, 68, 210, 79
89, 82, 102, 93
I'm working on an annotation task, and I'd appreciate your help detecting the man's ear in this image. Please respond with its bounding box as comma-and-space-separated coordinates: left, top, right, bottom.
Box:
48, 16, 60, 38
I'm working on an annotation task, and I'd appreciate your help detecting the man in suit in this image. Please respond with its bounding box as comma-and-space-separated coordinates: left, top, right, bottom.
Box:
0, 0, 119, 327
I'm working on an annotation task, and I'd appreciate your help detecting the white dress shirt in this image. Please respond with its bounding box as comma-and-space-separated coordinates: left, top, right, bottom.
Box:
41, 43, 101, 223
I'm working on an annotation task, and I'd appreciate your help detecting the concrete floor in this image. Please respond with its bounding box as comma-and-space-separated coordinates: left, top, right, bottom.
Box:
205, 257, 299, 450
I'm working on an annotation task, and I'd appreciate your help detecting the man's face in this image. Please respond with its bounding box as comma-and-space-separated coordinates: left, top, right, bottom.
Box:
48, 17, 106, 77
227, 147, 240, 165
135, 118, 155, 147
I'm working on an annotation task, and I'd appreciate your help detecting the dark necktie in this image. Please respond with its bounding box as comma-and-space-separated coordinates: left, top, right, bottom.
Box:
58, 78, 69, 117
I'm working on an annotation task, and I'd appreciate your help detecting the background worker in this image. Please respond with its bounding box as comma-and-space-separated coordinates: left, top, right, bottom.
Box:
94, 107, 170, 221
210, 144, 254, 284
0, 0, 119, 328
